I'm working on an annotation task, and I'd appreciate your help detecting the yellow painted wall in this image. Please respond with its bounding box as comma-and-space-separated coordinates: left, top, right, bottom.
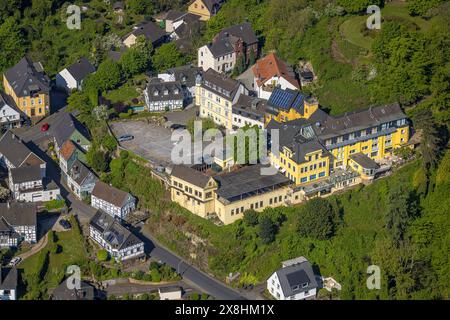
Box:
3, 77, 49, 117
188, 0, 213, 21
196, 85, 233, 129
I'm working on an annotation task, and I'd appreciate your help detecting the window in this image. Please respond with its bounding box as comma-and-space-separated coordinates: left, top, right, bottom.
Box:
319, 171, 325, 177
309, 174, 317, 180
301, 177, 307, 183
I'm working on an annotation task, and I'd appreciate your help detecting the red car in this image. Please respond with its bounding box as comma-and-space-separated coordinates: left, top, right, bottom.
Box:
40, 123, 49, 132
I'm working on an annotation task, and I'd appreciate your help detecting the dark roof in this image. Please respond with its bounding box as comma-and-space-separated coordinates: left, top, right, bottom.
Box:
0, 267, 18, 290
10, 165, 42, 184
232, 95, 267, 120
267, 88, 305, 114
171, 165, 212, 188
108, 49, 126, 62
166, 65, 203, 88
349, 153, 379, 169
52, 280, 95, 300
214, 165, 290, 203
201, 68, 243, 100
315, 103, 407, 140
159, 286, 182, 293
165, 10, 185, 21
0, 202, 37, 227
68, 159, 97, 186
193, 0, 222, 13
4, 57, 50, 98
275, 258, 318, 297
65, 57, 95, 82
112, 1, 124, 10
92, 181, 133, 208
173, 17, 203, 41
90, 210, 143, 250
146, 80, 184, 102
0, 131, 44, 168
51, 112, 91, 147
127, 21, 167, 45
206, 37, 235, 57
216, 22, 258, 46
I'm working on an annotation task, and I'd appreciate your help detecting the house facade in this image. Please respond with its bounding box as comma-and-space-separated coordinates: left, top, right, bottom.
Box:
158, 65, 203, 101
253, 53, 300, 100
198, 22, 259, 73
0, 92, 23, 130
232, 95, 267, 129
144, 80, 184, 112
89, 210, 144, 262
188, 0, 224, 21
267, 257, 318, 300
3, 57, 51, 119
56, 57, 95, 93
91, 181, 136, 219
196, 68, 247, 130
0, 202, 37, 248
66, 160, 97, 201
0, 267, 18, 300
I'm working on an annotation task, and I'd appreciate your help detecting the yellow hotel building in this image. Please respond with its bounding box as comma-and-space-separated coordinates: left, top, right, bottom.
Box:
3, 57, 51, 119
267, 101, 410, 185
196, 68, 247, 130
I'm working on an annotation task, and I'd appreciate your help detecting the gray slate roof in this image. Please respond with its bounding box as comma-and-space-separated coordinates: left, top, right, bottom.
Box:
4, 57, 50, 98
166, 65, 203, 88
201, 68, 243, 100
0, 131, 44, 168
90, 210, 143, 251
0, 202, 37, 227
214, 165, 290, 202
65, 57, 95, 82
10, 165, 42, 184
0, 267, 18, 290
92, 181, 133, 208
216, 22, 258, 46
51, 112, 91, 147
232, 95, 267, 121
275, 258, 318, 298
51, 280, 95, 300
146, 80, 184, 102
127, 21, 167, 45
171, 165, 212, 188
68, 159, 97, 186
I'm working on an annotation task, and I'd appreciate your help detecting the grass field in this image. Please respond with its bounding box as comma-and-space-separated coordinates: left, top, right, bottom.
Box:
104, 84, 140, 104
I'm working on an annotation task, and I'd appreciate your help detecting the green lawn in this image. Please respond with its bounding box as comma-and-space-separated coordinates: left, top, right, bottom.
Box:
340, 2, 431, 50
19, 216, 89, 299
104, 84, 140, 104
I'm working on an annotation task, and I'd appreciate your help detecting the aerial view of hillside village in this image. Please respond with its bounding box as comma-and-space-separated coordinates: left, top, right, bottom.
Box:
0, 0, 448, 313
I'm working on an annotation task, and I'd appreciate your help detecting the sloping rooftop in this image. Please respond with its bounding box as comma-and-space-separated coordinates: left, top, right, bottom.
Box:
201, 68, 243, 100
51, 112, 91, 147
253, 53, 299, 89
4, 57, 50, 98
90, 210, 143, 251
214, 165, 290, 203
267, 88, 305, 114
51, 280, 95, 300
127, 21, 167, 45
60, 140, 77, 161
171, 165, 212, 188
0, 202, 37, 227
275, 257, 318, 298
146, 80, 184, 102
10, 165, 42, 184
92, 181, 132, 208
232, 95, 267, 119
65, 57, 95, 82
165, 65, 203, 88
0, 267, 18, 290
216, 22, 258, 46
68, 159, 97, 186
0, 131, 44, 168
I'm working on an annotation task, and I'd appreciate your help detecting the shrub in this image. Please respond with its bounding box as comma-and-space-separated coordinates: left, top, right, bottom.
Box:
97, 249, 109, 262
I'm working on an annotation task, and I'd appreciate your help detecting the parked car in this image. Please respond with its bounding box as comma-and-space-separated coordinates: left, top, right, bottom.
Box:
8, 257, 22, 266
117, 134, 134, 142
59, 219, 72, 230
40, 123, 49, 132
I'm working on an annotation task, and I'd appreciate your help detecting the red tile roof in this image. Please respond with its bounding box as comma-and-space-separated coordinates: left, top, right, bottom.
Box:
252, 53, 299, 89
60, 140, 76, 161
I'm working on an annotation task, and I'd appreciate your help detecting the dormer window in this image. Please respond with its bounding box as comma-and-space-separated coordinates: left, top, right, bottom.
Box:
174, 89, 179, 94
153, 91, 159, 96
164, 90, 169, 95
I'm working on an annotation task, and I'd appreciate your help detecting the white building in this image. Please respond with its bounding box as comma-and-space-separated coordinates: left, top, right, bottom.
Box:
0, 92, 23, 130
232, 95, 267, 129
158, 65, 203, 101
55, 57, 95, 93
0, 202, 37, 248
8, 165, 60, 203
144, 79, 184, 112
89, 210, 144, 262
252, 53, 300, 100
267, 256, 318, 300
158, 286, 182, 300
198, 43, 236, 74
66, 160, 97, 201
0, 267, 18, 300
91, 181, 136, 220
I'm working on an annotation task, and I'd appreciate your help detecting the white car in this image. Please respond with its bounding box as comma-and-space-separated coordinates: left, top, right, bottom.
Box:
8, 257, 22, 266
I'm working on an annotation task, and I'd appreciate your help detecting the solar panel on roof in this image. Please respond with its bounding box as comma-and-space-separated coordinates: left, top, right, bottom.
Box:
293, 93, 304, 110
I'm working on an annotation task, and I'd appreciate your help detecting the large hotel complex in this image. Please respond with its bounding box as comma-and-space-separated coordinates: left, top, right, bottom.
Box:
173, 73, 411, 225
